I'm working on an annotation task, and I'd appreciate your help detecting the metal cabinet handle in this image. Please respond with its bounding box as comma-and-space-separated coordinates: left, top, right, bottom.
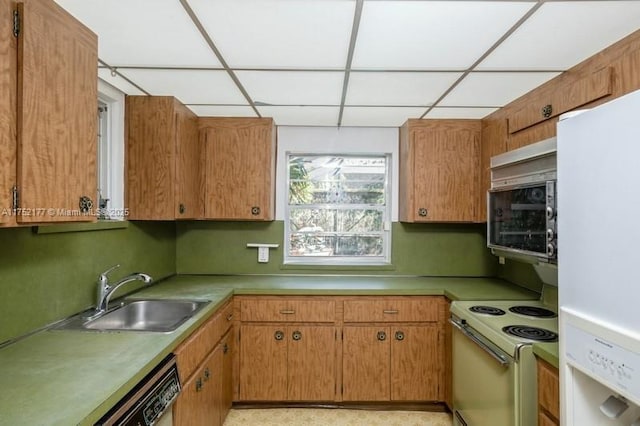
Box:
226, 313, 233, 321
204, 367, 210, 381
418, 208, 428, 217
279, 310, 295, 315
179, 203, 185, 214
541, 104, 553, 118
195, 377, 203, 392
79, 195, 93, 214
395, 331, 405, 341
377, 331, 387, 341
274, 330, 285, 341
223, 343, 229, 354
292, 330, 302, 341
383, 309, 399, 314
251, 206, 261, 216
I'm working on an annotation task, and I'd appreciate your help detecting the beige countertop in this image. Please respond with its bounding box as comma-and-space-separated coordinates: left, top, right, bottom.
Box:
0, 274, 538, 425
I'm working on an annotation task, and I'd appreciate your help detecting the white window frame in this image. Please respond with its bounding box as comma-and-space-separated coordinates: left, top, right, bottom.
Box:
284, 152, 392, 266
96, 79, 125, 220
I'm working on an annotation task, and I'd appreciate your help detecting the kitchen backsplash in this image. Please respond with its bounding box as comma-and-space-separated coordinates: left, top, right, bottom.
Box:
177, 221, 498, 277
0, 221, 176, 343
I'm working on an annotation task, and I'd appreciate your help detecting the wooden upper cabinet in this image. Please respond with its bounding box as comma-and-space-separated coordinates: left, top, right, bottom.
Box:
478, 119, 508, 222
399, 119, 481, 223
0, 0, 16, 226
199, 117, 276, 221
126, 96, 203, 220
16, 0, 97, 223
509, 67, 612, 135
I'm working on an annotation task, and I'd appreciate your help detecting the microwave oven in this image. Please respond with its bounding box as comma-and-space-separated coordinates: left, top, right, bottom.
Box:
487, 137, 557, 262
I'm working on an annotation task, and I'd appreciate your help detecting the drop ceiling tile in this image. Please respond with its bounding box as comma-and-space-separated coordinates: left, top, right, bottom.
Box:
257, 106, 339, 126
55, 0, 221, 67
440, 72, 560, 107
235, 71, 344, 105
117, 69, 246, 105
188, 0, 355, 68
341, 107, 425, 127
478, 1, 640, 70
98, 69, 146, 95
186, 105, 256, 117
352, 1, 533, 70
424, 107, 499, 119
346, 72, 461, 106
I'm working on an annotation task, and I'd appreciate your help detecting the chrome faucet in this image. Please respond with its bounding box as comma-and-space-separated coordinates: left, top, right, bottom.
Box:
94, 265, 153, 315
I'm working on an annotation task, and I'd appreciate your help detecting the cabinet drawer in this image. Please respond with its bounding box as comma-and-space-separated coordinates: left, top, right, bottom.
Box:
537, 359, 560, 420
240, 299, 335, 322
343, 298, 440, 322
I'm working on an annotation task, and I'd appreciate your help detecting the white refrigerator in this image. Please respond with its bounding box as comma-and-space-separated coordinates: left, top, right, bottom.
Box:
558, 89, 640, 425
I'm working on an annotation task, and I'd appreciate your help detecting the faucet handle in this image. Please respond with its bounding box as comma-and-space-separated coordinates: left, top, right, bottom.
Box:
99, 264, 120, 284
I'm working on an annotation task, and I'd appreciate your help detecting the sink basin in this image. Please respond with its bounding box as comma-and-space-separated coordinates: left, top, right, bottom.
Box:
54, 299, 210, 332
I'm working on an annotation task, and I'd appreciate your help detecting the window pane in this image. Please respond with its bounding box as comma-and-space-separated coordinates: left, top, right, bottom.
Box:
289, 234, 384, 257
286, 153, 390, 264
289, 156, 386, 205
289, 208, 384, 233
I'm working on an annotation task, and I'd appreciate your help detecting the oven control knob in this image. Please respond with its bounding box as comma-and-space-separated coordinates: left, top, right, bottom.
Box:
546, 228, 555, 241
546, 206, 555, 220
547, 243, 556, 257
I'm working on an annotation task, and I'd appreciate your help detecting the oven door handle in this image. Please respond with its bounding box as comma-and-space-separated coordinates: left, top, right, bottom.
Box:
450, 318, 512, 366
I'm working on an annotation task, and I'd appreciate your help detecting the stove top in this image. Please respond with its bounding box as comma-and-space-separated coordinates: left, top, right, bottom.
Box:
502, 325, 558, 342
509, 305, 557, 318
451, 300, 558, 356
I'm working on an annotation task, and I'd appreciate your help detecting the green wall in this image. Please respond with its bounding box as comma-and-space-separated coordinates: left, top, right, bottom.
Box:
0, 221, 176, 344
177, 221, 498, 276
498, 260, 544, 293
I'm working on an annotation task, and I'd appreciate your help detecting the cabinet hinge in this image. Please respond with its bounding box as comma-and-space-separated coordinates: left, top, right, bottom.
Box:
13, 10, 19, 37
12, 185, 19, 211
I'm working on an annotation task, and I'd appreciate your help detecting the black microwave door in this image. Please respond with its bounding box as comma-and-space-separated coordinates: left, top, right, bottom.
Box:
488, 185, 548, 256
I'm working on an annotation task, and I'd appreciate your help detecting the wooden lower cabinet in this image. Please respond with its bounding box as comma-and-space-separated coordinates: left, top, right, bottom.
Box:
239, 324, 336, 401
239, 324, 287, 401
537, 358, 560, 426
342, 325, 439, 401
174, 344, 223, 426
220, 331, 234, 422
173, 300, 234, 426
342, 326, 390, 401
235, 296, 446, 405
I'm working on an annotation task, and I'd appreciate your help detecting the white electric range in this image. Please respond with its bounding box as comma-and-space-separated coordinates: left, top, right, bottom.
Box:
450, 300, 558, 426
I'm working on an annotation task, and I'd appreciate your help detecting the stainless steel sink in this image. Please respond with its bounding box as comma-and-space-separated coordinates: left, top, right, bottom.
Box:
53, 299, 210, 332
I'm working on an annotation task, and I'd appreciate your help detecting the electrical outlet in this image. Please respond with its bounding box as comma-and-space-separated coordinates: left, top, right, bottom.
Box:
258, 246, 269, 263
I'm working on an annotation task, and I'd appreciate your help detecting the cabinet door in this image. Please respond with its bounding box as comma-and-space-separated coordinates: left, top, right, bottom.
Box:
478, 119, 507, 222
342, 326, 390, 401
0, 0, 16, 226
174, 346, 222, 426
411, 121, 480, 222
202, 118, 275, 220
17, 0, 97, 223
126, 96, 177, 220
220, 330, 234, 424
239, 324, 287, 400
174, 101, 203, 219
390, 325, 439, 401
287, 326, 336, 401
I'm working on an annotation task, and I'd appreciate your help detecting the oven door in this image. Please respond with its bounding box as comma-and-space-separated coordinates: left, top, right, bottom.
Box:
487, 181, 556, 260
451, 319, 515, 426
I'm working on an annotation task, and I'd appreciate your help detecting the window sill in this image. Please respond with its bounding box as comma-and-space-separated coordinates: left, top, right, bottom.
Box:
35, 220, 129, 234
281, 263, 396, 272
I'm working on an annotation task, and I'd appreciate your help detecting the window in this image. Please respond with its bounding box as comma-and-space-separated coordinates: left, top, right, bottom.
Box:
96, 80, 126, 220
285, 154, 391, 265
